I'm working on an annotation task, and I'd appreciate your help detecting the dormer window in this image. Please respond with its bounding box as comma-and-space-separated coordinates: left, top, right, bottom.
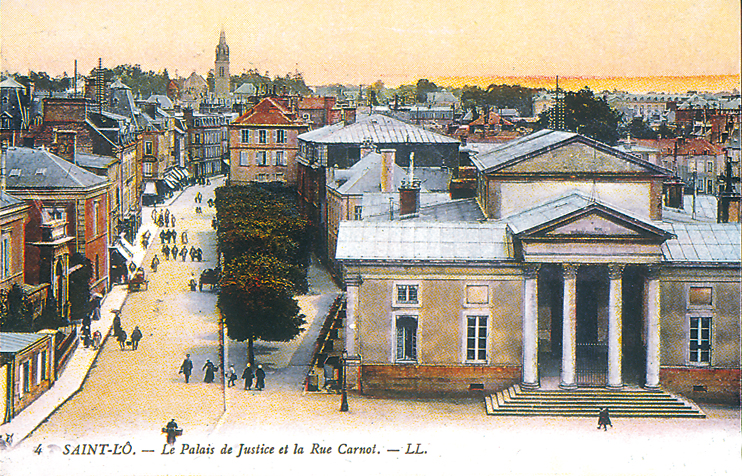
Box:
35, 168, 47, 175
9, 168, 21, 177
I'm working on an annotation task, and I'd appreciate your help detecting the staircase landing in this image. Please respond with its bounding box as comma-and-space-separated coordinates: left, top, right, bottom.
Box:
485, 385, 705, 418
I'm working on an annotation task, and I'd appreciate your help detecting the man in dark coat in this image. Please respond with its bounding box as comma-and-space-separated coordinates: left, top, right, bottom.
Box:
179, 354, 193, 383
131, 326, 143, 350
255, 365, 266, 391
242, 364, 254, 390
597, 407, 612, 431
117, 329, 127, 350
162, 244, 170, 260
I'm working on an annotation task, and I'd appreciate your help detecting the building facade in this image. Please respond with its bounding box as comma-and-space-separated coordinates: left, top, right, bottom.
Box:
336, 130, 740, 404
184, 108, 228, 178
228, 98, 308, 185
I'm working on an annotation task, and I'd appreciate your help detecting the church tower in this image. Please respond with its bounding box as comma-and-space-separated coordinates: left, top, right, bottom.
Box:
214, 29, 230, 98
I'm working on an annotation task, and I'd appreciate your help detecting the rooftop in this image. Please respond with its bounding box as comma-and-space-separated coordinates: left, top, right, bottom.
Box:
298, 114, 459, 145
6, 147, 108, 189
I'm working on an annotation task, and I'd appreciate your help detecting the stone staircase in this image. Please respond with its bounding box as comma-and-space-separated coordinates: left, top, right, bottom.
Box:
485, 385, 705, 418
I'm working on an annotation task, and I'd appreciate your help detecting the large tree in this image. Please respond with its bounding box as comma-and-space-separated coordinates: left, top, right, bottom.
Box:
537, 87, 623, 145
218, 253, 306, 366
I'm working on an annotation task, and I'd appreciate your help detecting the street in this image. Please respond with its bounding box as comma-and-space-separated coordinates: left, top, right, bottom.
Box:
3, 178, 740, 476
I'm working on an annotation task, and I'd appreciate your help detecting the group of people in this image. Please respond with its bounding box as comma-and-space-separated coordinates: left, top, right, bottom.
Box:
160, 244, 203, 262
159, 229, 186, 245
179, 354, 266, 390
153, 208, 176, 228
113, 313, 143, 351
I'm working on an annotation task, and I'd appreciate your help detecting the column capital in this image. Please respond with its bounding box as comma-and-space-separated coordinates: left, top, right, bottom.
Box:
562, 263, 579, 279
522, 264, 541, 279
607, 264, 625, 280
344, 275, 363, 287
645, 265, 661, 280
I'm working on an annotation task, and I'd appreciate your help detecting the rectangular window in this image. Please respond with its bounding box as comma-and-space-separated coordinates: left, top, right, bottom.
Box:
194, 133, 201, 145
143, 162, 153, 176
22, 360, 30, 394
35, 353, 43, 385
466, 315, 488, 361
466, 285, 489, 305
1, 232, 10, 279
275, 172, 285, 182
240, 151, 250, 166
275, 151, 286, 166
689, 316, 711, 364
396, 315, 418, 362
276, 129, 286, 144
256, 174, 268, 182
241, 130, 249, 144
689, 287, 712, 306
41, 351, 47, 381
256, 151, 268, 166
144, 141, 153, 156
92, 201, 100, 236
259, 130, 268, 144
396, 284, 418, 305
354, 205, 363, 221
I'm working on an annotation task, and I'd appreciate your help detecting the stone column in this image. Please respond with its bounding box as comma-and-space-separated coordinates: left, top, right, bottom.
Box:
344, 275, 362, 357
560, 264, 578, 390
644, 266, 661, 389
521, 264, 540, 389
607, 264, 624, 389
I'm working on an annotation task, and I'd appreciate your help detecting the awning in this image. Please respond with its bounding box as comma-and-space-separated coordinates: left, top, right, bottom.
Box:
143, 181, 157, 195
110, 235, 144, 277
163, 177, 179, 189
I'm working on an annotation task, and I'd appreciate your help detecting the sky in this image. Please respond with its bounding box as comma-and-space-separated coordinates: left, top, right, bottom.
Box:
0, 0, 740, 89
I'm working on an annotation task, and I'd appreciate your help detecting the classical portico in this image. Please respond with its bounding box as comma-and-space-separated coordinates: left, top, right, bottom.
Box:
515, 196, 672, 390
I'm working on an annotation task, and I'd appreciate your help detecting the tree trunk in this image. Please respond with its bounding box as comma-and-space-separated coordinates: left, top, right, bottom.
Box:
248, 335, 254, 368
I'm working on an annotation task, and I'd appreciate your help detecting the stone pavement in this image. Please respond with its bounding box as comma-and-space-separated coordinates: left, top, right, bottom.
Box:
0, 180, 196, 445
0, 283, 129, 444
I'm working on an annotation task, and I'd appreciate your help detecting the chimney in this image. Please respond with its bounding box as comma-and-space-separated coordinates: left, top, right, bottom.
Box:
360, 138, 375, 158
399, 152, 420, 217
54, 130, 77, 163
380, 149, 396, 193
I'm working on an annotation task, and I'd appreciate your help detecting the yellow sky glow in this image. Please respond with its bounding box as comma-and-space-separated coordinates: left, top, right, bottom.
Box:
1, 0, 740, 91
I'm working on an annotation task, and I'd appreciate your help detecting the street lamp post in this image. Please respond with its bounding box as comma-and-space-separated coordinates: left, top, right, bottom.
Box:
340, 350, 348, 412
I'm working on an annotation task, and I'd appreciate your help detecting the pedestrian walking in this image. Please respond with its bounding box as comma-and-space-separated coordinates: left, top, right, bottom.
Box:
180, 247, 187, 261
151, 254, 160, 272
242, 364, 254, 390
162, 244, 170, 260
226, 365, 237, 387
117, 329, 127, 350
189, 273, 197, 291
163, 419, 182, 445
131, 325, 143, 350
151, 208, 157, 222
203, 360, 218, 383
181, 230, 188, 244
92, 330, 101, 350
112, 311, 122, 337
171, 216, 176, 227
159, 229, 165, 244
179, 354, 193, 383
164, 214, 170, 228
255, 365, 266, 391
171, 245, 179, 260
597, 407, 612, 431
196, 248, 203, 262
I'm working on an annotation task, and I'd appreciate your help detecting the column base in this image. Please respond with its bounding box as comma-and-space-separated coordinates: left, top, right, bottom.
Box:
606, 384, 624, 391
521, 381, 540, 390
643, 384, 661, 391
559, 382, 577, 390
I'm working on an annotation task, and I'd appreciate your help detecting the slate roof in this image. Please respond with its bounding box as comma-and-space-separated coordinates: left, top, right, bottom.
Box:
234, 83, 258, 95
76, 152, 118, 170
660, 223, 741, 264
147, 95, 174, 109
471, 129, 671, 175
0, 77, 24, 89
362, 195, 485, 223
330, 152, 408, 194
298, 114, 459, 145
336, 221, 511, 262
6, 147, 108, 189
0, 332, 48, 353
0, 191, 25, 209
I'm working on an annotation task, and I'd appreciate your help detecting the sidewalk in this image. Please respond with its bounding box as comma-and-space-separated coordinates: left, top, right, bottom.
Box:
0, 284, 129, 445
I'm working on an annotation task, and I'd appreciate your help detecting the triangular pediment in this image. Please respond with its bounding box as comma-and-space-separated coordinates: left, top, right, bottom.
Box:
500, 142, 655, 175
515, 204, 672, 243
544, 213, 641, 237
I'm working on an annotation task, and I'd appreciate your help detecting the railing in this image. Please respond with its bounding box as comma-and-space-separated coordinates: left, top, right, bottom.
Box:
575, 343, 608, 387
304, 294, 346, 392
